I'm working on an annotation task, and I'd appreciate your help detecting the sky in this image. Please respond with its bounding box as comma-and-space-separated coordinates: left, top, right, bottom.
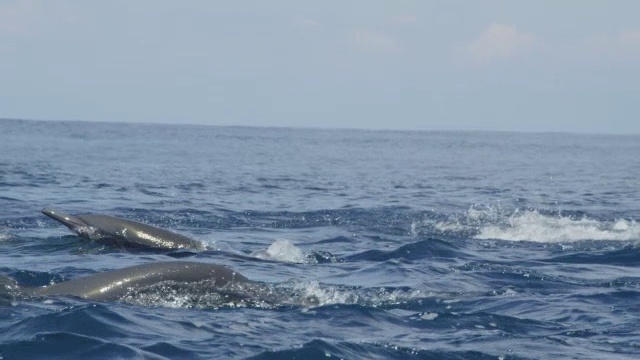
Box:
1, 1, 639, 134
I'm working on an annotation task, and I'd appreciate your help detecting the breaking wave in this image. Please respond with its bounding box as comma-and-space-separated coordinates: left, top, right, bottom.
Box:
427, 207, 640, 242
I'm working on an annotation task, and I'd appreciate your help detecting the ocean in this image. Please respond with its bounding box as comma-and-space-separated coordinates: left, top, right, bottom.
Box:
1, 118, 639, 359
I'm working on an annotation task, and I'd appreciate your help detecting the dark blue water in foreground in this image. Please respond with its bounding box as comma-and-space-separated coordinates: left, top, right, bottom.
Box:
1, 119, 640, 359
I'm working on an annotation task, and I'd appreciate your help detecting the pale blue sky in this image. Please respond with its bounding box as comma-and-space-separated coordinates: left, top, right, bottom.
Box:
1, 1, 639, 133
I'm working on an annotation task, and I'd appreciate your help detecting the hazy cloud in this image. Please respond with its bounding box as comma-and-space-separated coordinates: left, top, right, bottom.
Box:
0, 1, 79, 39
350, 30, 397, 52
0, 0, 41, 36
619, 30, 640, 47
585, 29, 640, 59
387, 14, 417, 26
460, 23, 536, 63
293, 16, 320, 28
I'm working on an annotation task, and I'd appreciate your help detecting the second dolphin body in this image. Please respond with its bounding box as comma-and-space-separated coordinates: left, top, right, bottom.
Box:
4, 261, 249, 301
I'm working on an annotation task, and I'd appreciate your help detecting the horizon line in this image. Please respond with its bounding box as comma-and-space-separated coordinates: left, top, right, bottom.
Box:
1, 116, 636, 137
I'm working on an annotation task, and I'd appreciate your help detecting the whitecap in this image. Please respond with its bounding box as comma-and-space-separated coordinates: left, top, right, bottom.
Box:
474, 210, 640, 242
424, 205, 640, 243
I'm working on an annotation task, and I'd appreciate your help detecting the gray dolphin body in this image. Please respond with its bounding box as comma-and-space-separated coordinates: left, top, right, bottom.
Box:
42, 208, 204, 250
22, 261, 249, 301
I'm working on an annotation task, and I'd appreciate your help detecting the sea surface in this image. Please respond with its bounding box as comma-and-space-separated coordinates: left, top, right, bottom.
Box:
1, 118, 639, 359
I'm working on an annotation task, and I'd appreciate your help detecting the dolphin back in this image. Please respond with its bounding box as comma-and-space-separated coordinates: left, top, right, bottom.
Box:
42, 208, 204, 250
33, 261, 249, 301
77, 214, 203, 250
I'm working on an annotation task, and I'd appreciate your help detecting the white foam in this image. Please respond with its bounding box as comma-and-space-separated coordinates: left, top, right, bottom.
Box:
252, 239, 306, 263
283, 280, 424, 308
424, 206, 640, 243
119, 277, 427, 309
0, 233, 11, 242
433, 221, 466, 232
420, 312, 438, 320
473, 210, 640, 242
75, 226, 100, 240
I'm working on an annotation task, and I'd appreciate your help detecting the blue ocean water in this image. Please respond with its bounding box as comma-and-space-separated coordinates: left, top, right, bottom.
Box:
1, 118, 639, 359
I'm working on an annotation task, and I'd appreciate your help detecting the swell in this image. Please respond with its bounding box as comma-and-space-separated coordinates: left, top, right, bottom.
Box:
344, 237, 467, 262
247, 339, 511, 360
542, 246, 640, 266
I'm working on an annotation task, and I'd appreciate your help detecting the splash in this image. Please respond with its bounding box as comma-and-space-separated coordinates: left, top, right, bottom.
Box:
119, 278, 425, 309
474, 210, 640, 242
284, 280, 424, 308
0, 233, 11, 242
428, 207, 640, 242
252, 239, 306, 263
74, 225, 100, 240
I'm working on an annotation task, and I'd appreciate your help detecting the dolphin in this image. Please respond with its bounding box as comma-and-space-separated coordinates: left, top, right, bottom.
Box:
42, 208, 204, 250
0, 261, 320, 307
8, 261, 249, 302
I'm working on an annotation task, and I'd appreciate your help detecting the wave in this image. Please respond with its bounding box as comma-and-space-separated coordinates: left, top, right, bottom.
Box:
0, 332, 166, 360
247, 339, 506, 360
345, 238, 462, 262
422, 206, 640, 243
